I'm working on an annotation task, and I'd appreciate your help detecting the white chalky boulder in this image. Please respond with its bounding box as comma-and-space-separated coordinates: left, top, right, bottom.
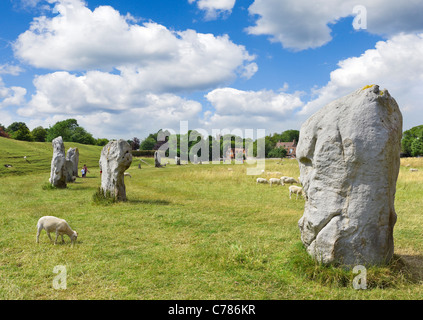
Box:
49, 136, 67, 188
66, 147, 79, 177
297, 85, 402, 266
99, 140, 133, 201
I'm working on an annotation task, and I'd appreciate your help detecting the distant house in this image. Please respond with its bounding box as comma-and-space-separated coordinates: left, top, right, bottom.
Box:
225, 147, 246, 160
276, 139, 297, 158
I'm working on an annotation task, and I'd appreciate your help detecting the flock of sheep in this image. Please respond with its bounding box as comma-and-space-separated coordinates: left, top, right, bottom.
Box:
256, 171, 305, 200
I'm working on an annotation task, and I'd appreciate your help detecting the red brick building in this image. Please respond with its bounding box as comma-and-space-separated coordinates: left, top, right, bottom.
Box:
276, 139, 297, 158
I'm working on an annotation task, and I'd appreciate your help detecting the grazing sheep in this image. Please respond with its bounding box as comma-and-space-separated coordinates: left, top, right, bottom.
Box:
269, 178, 282, 186
124, 172, 132, 178
289, 186, 305, 200
410, 168, 419, 172
256, 178, 269, 184
266, 171, 282, 176
280, 176, 299, 185
36, 216, 78, 246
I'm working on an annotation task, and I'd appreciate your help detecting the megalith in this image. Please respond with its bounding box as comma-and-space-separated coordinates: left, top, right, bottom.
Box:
297, 85, 402, 266
154, 151, 162, 168
49, 136, 67, 188
66, 147, 79, 177
99, 140, 133, 201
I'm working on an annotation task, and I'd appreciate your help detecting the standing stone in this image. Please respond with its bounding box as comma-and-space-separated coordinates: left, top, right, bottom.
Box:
175, 156, 181, 165
49, 136, 67, 188
99, 140, 133, 201
66, 147, 79, 177
154, 151, 162, 168
297, 85, 402, 266
65, 160, 76, 183
193, 154, 198, 165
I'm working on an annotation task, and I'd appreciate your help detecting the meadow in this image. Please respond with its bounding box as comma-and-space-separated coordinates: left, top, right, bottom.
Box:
0, 137, 422, 299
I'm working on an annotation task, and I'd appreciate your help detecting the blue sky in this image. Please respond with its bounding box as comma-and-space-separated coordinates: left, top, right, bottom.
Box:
1, 0, 423, 140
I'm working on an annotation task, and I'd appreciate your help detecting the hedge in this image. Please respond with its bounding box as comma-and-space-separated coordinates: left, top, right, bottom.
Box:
131, 150, 155, 157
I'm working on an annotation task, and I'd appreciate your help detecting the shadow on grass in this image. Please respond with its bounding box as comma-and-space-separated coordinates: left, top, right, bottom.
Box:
126, 198, 171, 206
285, 242, 420, 289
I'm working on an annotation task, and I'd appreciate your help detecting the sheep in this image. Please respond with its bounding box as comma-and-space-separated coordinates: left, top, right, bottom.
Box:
36, 216, 78, 246
256, 178, 269, 184
280, 176, 299, 185
289, 186, 305, 200
266, 171, 282, 176
410, 168, 419, 172
269, 178, 282, 186
124, 172, 132, 178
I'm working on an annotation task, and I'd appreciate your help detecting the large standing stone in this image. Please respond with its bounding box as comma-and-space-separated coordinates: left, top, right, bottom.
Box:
99, 140, 133, 201
49, 136, 67, 188
297, 85, 402, 266
154, 151, 162, 168
66, 147, 79, 177
65, 160, 76, 183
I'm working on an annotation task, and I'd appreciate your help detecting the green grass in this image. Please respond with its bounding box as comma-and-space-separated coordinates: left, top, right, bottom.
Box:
0, 137, 422, 299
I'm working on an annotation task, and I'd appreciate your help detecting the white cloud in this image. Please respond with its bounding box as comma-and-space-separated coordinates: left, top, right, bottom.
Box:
301, 33, 423, 130
201, 87, 305, 133
0, 75, 27, 108
17, 71, 203, 139
14, 0, 256, 92
0, 64, 24, 76
189, 0, 236, 20
247, 0, 423, 51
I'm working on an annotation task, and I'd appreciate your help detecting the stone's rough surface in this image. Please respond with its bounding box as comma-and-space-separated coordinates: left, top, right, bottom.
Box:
65, 160, 75, 183
99, 140, 132, 201
154, 151, 162, 168
49, 136, 67, 188
66, 147, 79, 177
297, 85, 403, 266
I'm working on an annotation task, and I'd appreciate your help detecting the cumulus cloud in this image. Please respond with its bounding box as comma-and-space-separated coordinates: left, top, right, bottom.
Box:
14, 0, 256, 92
201, 87, 305, 133
189, 0, 236, 20
247, 0, 423, 51
301, 33, 423, 130
17, 70, 203, 138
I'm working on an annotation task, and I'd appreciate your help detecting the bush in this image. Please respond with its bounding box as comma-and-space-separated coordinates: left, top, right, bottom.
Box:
131, 150, 155, 157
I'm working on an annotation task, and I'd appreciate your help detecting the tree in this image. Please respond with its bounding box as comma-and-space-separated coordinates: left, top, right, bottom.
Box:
402, 125, 423, 157
268, 147, 287, 159
0, 124, 9, 138
46, 119, 79, 142
140, 137, 157, 150
7, 122, 32, 141
46, 119, 96, 145
31, 126, 47, 142
411, 137, 423, 157
131, 137, 140, 150
96, 138, 109, 146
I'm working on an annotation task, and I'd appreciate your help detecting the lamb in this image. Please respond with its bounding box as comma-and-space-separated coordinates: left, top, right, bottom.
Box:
289, 186, 305, 200
124, 172, 132, 178
269, 178, 282, 186
256, 178, 269, 184
36, 216, 78, 246
280, 176, 299, 185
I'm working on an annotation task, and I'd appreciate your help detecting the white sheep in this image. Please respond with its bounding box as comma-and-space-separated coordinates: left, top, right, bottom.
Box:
280, 176, 299, 185
410, 168, 419, 172
124, 172, 132, 178
289, 186, 305, 200
269, 178, 282, 186
36, 216, 78, 246
256, 178, 269, 184
266, 171, 282, 176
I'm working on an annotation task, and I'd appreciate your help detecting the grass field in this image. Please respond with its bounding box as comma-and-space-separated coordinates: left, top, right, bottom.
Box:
0, 137, 422, 299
